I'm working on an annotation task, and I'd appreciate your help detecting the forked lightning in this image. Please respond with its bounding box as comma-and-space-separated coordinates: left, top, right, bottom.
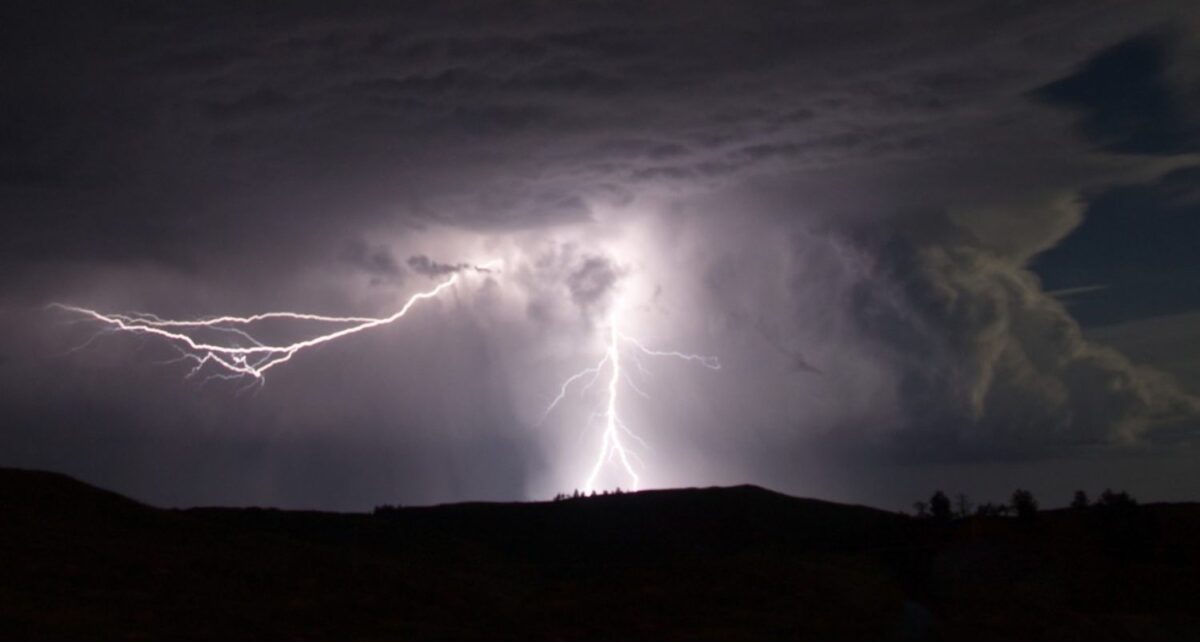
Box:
542, 303, 720, 492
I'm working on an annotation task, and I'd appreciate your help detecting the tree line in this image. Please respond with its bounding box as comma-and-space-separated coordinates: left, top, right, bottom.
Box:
552, 488, 626, 501
913, 487, 1138, 521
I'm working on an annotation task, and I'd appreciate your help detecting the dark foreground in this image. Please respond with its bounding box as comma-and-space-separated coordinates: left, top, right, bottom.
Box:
2, 469, 1199, 641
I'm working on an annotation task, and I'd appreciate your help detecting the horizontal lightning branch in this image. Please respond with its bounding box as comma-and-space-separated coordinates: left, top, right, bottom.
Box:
50, 264, 496, 383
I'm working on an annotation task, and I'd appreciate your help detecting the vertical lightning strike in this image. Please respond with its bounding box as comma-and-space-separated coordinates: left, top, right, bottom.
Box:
51, 263, 497, 384
543, 303, 720, 493
584, 312, 637, 491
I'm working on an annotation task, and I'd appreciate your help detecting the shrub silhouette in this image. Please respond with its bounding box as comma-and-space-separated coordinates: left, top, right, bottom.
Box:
954, 494, 973, 518
929, 491, 952, 522
1098, 488, 1137, 508
1070, 490, 1089, 510
1011, 489, 1038, 520
974, 502, 1008, 517
1092, 489, 1153, 558
912, 501, 929, 518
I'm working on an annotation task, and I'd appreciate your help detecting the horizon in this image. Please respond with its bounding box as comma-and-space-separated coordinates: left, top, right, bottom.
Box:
6, 464, 1176, 518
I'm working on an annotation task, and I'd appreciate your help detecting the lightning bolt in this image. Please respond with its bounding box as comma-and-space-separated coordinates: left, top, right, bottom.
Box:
543, 303, 720, 492
51, 263, 497, 384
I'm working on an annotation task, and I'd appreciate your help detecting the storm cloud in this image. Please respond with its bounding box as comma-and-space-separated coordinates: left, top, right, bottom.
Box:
2, 1, 1199, 510
406, 255, 471, 278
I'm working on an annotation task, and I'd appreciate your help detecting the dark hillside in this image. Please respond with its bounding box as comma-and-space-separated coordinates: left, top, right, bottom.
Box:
2, 468, 1199, 640
191, 485, 911, 564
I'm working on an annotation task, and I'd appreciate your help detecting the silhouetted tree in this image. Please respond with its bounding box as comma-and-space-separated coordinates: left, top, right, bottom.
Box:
1098, 488, 1137, 508
1011, 489, 1038, 520
975, 502, 1005, 517
913, 501, 929, 518
929, 491, 952, 522
1092, 488, 1152, 558
955, 494, 973, 518
1071, 490, 1089, 510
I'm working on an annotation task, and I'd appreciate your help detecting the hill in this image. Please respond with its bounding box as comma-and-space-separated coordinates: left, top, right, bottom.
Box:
2, 468, 1199, 640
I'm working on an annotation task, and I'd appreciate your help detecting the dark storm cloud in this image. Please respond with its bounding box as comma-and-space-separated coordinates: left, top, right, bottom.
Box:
757, 322, 821, 375
202, 89, 296, 122
3, 0, 1200, 509
513, 243, 628, 327
566, 256, 620, 310
341, 239, 404, 284
9, 0, 1171, 271
406, 255, 471, 278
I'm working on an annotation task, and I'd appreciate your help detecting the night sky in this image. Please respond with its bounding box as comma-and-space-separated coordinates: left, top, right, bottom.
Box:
3, 1, 1199, 512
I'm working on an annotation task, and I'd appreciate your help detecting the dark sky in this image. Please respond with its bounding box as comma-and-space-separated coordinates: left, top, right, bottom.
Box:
2, 1, 1199, 511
